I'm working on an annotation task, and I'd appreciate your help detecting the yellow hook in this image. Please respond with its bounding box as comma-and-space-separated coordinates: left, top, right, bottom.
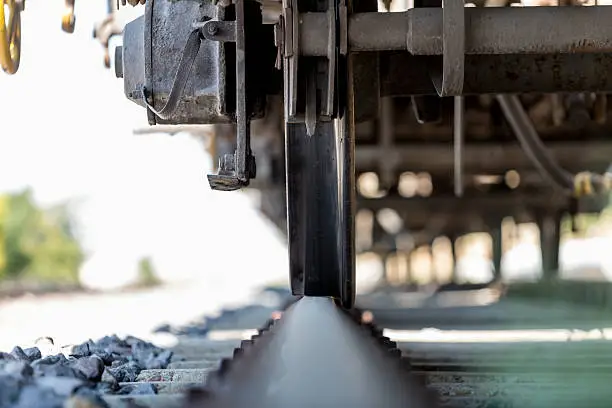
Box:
0, 0, 21, 75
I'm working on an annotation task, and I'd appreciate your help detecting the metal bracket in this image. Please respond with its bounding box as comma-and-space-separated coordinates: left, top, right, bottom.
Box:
207, 0, 256, 191
198, 20, 237, 42
282, 0, 299, 121
431, 0, 464, 96
322, 0, 336, 120
281, 0, 341, 128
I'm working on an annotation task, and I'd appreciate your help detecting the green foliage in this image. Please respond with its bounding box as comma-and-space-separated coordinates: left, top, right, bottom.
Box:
136, 257, 161, 288
0, 189, 83, 283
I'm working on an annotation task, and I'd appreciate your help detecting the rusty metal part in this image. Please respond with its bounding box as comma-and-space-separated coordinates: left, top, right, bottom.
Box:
381, 52, 612, 96
193, 297, 437, 408
198, 20, 237, 43
121, 1, 232, 125
143, 28, 204, 121
119, 0, 146, 6
207, 0, 262, 191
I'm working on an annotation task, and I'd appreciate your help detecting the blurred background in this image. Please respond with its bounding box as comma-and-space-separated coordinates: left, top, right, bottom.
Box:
1, 0, 612, 352
0, 0, 291, 350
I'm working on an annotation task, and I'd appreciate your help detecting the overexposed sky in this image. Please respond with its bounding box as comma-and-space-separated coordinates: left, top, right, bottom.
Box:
0, 0, 289, 289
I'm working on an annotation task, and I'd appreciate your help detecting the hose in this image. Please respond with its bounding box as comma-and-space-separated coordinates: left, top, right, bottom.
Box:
496, 94, 612, 198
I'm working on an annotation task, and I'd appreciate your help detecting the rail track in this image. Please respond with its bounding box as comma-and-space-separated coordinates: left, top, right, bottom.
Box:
2, 284, 612, 408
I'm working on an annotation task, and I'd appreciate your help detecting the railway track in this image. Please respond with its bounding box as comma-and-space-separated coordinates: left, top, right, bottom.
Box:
2, 287, 612, 407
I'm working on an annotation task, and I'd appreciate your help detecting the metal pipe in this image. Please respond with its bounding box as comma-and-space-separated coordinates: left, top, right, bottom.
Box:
349, 12, 409, 52
302, 7, 612, 56
407, 6, 612, 56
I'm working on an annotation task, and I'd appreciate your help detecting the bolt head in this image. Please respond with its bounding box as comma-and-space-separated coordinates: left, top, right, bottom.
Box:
207, 24, 218, 35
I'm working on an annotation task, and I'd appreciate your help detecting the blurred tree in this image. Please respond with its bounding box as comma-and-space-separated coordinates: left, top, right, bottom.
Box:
135, 257, 161, 288
0, 195, 7, 275
0, 189, 83, 283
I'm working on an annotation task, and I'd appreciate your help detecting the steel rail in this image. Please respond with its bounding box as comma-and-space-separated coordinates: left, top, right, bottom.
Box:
189, 297, 438, 408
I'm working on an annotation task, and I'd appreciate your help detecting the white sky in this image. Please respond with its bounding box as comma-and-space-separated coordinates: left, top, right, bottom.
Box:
0, 0, 289, 289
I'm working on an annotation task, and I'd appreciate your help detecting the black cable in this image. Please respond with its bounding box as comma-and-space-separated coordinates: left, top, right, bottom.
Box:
496, 94, 574, 193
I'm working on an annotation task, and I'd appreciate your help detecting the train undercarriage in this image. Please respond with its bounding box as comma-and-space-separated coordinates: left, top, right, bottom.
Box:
106, 0, 612, 308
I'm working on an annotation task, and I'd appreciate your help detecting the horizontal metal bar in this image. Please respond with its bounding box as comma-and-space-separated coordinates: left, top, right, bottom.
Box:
407, 6, 612, 56
355, 141, 612, 175
357, 194, 570, 228
297, 6, 612, 56
349, 12, 408, 52
357, 193, 607, 220
380, 52, 612, 95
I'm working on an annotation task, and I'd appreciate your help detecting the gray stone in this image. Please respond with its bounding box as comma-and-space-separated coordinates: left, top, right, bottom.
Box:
117, 383, 156, 396
93, 351, 114, 366
95, 335, 123, 348
110, 358, 129, 368
68, 387, 110, 408
33, 354, 68, 366
71, 341, 93, 358
108, 362, 140, 383
103, 343, 131, 357
167, 360, 218, 370
131, 342, 162, 368
24, 347, 42, 362
124, 337, 148, 348
72, 356, 105, 382
100, 368, 118, 387
0, 352, 16, 361
36, 376, 84, 397
14, 384, 64, 408
119, 381, 199, 394
3, 361, 34, 378
10, 346, 30, 361
32, 354, 80, 378
144, 350, 173, 370
95, 382, 117, 395
0, 374, 23, 406
103, 395, 185, 408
